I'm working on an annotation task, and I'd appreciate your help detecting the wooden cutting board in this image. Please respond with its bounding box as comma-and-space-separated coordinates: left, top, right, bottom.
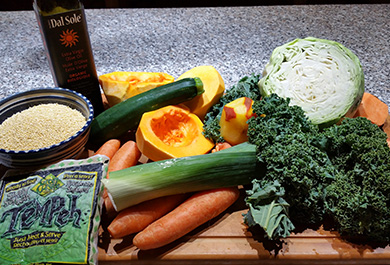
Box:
97, 193, 390, 264
98, 116, 390, 264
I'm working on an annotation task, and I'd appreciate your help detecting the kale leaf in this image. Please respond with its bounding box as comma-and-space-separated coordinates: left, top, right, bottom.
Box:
323, 117, 390, 241
244, 180, 295, 240
244, 94, 336, 240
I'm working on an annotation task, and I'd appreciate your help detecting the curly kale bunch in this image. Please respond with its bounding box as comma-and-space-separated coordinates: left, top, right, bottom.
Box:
203, 74, 262, 142
323, 117, 390, 241
244, 94, 337, 240
243, 94, 390, 242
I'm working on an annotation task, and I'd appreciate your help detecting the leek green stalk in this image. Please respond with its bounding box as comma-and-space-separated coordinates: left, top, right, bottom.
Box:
103, 142, 259, 211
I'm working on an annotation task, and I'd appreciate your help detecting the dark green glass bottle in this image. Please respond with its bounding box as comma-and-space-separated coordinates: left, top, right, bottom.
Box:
33, 0, 104, 115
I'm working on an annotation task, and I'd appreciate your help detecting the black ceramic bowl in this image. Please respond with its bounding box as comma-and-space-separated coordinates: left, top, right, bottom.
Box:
0, 88, 94, 169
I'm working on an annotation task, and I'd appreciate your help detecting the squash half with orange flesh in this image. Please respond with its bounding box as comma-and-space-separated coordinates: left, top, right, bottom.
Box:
99, 71, 174, 107
136, 105, 215, 161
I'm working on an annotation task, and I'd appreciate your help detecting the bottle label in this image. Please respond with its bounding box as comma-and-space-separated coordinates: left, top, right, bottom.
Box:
34, 3, 104, 115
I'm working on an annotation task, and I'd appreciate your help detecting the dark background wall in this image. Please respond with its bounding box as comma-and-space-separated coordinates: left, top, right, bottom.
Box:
2, 0, 390, 11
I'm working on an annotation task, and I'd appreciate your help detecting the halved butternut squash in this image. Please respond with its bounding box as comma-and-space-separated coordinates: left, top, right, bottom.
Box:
353, 92, 389, 126
177, 66, 225, 120
99, 71, 174, 107
136, 105, 215, 161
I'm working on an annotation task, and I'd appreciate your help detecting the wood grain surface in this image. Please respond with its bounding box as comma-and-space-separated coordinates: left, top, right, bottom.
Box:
98, 201, 390, 264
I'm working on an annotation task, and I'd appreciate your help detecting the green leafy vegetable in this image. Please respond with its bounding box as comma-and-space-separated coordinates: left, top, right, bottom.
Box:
244, 94, 336, 239
323, 117, 390, 241
244, 94, 390, 242
244, 180, 295, 240
259, 37, 364, 128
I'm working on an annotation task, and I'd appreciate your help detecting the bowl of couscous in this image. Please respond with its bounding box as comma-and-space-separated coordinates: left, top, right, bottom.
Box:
0, 87, 94, 169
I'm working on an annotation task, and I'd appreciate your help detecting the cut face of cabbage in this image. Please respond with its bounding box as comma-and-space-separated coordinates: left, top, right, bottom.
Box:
259, 37, 364, 127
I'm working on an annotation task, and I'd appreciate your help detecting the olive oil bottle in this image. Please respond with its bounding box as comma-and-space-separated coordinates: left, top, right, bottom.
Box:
33, 0, 104, 115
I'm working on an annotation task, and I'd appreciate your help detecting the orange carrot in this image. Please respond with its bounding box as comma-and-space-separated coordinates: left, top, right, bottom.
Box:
107, 140, 141, 177
104, 140, 142, 213
107, 193, 189, 238
211, 142, 232, 153
104, 193, 116, 214
94, 139, 121, 213
354, 92, 389, 126
95, 139, 121, 160
132, 187, 240, 250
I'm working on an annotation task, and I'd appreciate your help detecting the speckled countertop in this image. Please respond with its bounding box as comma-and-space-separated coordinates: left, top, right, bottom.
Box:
0, 4, 389, 106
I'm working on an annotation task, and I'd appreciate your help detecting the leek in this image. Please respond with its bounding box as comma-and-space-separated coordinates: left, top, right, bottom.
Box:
103, 142, 259, 211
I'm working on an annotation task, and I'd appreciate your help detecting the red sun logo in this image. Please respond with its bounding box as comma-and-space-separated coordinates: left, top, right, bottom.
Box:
59, 29, 79, 47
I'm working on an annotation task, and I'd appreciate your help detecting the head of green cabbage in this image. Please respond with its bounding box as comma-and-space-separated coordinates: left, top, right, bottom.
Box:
259, 37, 364, 128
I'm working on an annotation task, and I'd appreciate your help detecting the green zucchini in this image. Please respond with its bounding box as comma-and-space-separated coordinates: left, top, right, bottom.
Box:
103, 142, 259, 211
89, 77, 204, 145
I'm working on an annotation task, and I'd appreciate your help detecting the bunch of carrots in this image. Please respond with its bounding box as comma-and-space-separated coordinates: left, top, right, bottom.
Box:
93, 139, 237, 250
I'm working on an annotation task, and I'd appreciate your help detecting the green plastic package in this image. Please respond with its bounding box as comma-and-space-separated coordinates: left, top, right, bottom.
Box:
0, 155, 109, 265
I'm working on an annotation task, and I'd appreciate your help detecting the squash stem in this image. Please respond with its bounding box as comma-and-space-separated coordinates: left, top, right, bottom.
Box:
193, 77, 205, 96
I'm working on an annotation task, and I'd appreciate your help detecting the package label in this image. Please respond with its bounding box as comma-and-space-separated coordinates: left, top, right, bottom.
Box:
0, 156, 108, 265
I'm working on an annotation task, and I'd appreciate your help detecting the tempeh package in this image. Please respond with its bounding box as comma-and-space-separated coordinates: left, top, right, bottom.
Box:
0, 155, 109, 265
